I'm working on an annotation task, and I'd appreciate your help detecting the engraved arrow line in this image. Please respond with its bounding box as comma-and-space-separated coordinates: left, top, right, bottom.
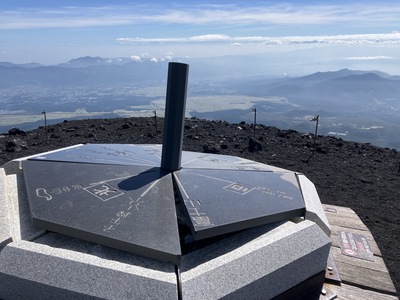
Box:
183, 172, 234, 184
103, 178, 161, 232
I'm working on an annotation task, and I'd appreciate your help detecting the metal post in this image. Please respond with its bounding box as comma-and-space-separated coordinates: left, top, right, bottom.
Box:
313, 115, 319, 145
154, 110, 158, 136
161, 62, 189, 171
42, 110, 48, 143
253, 108, 257, 140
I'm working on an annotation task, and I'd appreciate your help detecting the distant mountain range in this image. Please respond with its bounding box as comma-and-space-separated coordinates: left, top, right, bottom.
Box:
0, 55, 275, 87
1, 56, 400, 148
2, 55, 399, 89
0, 56, 171, 88
238, 68, 400, 112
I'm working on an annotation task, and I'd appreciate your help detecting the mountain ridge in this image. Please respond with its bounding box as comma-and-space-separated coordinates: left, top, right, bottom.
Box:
1, 59, 400, 149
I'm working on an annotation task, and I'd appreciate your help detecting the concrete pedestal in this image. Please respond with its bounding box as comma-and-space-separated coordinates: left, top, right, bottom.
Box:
0, 148, 331, 299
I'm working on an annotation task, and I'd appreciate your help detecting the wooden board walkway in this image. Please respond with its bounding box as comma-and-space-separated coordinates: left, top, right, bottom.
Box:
320, 204, 398, 300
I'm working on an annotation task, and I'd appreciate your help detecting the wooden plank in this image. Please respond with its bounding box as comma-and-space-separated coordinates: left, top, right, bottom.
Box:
320, 204, 398, 298
322, 204, 369, 231
333, 259, 397, 295
323, 283, 399, 300
330, 224, 382, 257
332, 247, 389, 273
330, 235, 396, 295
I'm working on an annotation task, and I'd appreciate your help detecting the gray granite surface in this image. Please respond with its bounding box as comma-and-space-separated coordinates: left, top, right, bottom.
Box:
298, 174, 331, 235
180, 220, 331, 299
0, 168, 12, 249
0, 239, 178, 299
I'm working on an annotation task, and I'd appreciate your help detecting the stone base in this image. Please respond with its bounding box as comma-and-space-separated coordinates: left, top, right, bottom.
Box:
180, 220, 330, 299
0, 148, 331, 299
0, 237, 178, 299
0, 221, 329, 299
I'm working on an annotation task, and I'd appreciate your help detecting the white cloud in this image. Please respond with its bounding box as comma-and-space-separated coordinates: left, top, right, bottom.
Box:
344, 56, 394, 60
1, 3, 400, 30
150, 57, 158, 63
189, 34, 230, 41
117, 32, 400, 46
165, 52, 174, 60
130, 55, 141, 61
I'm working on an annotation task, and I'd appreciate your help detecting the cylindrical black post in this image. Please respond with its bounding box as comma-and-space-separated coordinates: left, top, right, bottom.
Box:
253, 107, 257, 140
161, 62, 189, 171
154, 110, 157, 136
42, 110, 48, 143
314, 115, 319, 145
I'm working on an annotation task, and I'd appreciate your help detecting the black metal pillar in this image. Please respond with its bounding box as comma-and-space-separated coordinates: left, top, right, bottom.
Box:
161, 62, 189, 171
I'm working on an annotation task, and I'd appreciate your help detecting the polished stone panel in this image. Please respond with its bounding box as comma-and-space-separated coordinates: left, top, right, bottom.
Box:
181, 151, 289, 172
23, 160, 181, 264
23, 143, 308, 259
29, 144, 162, 166
174, 168, 305, 240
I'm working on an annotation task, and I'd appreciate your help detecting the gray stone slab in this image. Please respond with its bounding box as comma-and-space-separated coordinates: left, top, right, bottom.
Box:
297, 174, 331, 236
180, 220, 331, 299
23, 160, 181, 264
0, 239, 178, 299
1, 144, 86, 175
174, 168, 305, 240
29, 144, 162, 166
5, 172, 45, 242
27, 144, 293, 172
1, 159, 24, 175
1, 148, 332, 299
0, 168, 12, 249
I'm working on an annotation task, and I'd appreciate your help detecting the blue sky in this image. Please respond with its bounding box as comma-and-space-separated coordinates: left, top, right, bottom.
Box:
1, 1, 400, 74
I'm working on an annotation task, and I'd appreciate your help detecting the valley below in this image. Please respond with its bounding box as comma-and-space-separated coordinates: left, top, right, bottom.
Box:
1, 58, 400, 149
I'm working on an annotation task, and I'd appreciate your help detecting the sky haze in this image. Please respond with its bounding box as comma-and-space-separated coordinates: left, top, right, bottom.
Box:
1, 1, 400, 75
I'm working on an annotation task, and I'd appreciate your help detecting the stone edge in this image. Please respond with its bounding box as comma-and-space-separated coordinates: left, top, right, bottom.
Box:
297, 173, 331, 236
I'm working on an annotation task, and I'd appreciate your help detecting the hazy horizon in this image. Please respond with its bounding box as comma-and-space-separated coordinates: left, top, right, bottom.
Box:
2, 1, 400, 149
1, 1, 400, 75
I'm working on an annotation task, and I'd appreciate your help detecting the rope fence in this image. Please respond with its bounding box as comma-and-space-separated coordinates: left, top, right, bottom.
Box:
2, 107, 320, 142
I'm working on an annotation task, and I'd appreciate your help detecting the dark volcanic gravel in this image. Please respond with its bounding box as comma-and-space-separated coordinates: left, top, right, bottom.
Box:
1, 117, 399, 296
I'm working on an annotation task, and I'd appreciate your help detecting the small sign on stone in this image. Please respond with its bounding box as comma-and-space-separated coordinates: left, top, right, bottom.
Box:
339, 231, 374, 261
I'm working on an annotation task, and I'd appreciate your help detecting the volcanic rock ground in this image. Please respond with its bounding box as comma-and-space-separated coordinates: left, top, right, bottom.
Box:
1, 117, 399, 297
